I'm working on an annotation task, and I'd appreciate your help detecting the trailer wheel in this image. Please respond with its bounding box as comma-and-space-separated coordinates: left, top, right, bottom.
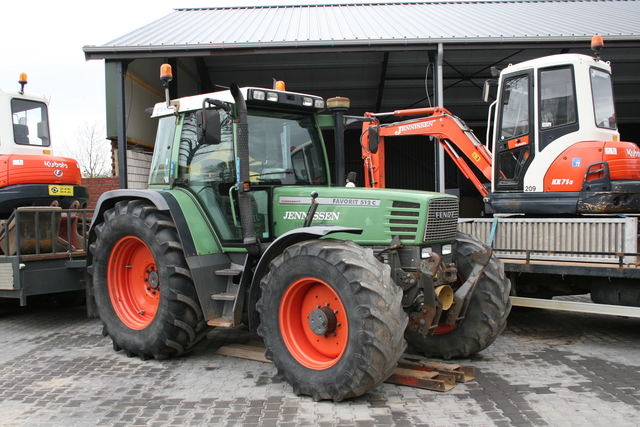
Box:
88, 200, 209, 360
405, 232, 511, 359
257, 239, 407, 401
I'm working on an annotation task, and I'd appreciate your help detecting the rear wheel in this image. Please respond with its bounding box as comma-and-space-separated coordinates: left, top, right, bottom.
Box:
405, 232, 511, 359
257, 239, 407, 401
88, 200, 209, 360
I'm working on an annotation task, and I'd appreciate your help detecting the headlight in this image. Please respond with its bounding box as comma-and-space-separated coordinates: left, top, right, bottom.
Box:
421, 247, 432, 258
314, 99, 325, 109
252, 90, 266, 101
442, 244, 452, 255
302, 97, 313, 107
266, 92, 279, 102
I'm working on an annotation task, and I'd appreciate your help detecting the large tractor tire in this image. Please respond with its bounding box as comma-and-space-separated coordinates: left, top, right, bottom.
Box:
405, 232, 511, 359
88, 200, 209, 360
257, 239, 407, 401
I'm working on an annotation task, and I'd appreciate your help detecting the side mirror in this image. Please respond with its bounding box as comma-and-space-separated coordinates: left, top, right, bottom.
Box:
482, 79, 498, 103
368, 125, 380, 154
196, 108, 222, 145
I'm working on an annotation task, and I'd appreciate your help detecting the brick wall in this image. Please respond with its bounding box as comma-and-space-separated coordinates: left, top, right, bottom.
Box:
83, 177, 120, 211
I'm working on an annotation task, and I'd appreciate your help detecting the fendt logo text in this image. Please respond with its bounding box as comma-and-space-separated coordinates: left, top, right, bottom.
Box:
434, 211, 456, 219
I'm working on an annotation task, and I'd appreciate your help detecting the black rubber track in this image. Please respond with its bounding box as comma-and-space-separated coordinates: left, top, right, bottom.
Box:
88, 200, 209, 360
405, 232, 512, 359
257, 239, 407, 401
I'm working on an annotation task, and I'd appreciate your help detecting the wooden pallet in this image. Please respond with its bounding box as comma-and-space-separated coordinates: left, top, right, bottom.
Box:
215, 343, 475, 392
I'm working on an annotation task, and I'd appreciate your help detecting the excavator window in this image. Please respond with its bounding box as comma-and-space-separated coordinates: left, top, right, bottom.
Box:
496, 72, 533, 190
499, 75, 529, 140
540, 67, 577, 130
11, 99, 50, 146
590, 68, 617, 130
497, 146, 529, 184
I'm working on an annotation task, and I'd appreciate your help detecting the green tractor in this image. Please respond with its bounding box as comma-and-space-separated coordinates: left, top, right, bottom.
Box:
87, 69, 511, 401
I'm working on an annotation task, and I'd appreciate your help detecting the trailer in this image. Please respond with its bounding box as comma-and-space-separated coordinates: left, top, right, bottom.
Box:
459, 216, 640, 317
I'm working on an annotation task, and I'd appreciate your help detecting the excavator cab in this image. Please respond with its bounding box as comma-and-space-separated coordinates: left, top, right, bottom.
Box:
488, 52, 638, 214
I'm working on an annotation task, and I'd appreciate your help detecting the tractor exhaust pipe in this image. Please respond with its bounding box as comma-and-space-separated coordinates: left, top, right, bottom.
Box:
230, 84, 259, 256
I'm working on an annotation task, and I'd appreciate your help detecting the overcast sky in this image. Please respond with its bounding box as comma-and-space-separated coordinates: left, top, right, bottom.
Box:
0, 0, 376, 155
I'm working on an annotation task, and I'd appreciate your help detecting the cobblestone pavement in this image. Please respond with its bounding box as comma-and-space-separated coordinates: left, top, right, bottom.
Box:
0, 300, 639, 427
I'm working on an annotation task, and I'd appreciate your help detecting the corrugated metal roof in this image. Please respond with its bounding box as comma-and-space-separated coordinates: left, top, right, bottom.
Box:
84, 0, 640, 57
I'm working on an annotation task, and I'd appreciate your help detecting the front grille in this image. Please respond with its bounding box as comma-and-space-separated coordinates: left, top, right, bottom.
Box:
389, 201, 421, 240
424, 198, 459, 242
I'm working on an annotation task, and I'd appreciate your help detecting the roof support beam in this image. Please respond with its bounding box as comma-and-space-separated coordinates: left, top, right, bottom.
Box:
375, 52, 390, 112
196, 57, 214, 93
435, 43, 445, 193
115, 60, 129, 189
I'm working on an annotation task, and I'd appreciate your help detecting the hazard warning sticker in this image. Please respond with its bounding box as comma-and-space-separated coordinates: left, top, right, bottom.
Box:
48, 185, 74, 196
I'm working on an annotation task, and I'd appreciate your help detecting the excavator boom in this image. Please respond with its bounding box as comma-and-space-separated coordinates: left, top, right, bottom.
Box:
362, 107, 492, 198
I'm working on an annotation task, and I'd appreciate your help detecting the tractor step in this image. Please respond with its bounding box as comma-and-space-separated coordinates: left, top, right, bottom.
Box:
215, 264, 244, 276
214, 342, 475, 392
207, 317, 234, 327
211, 293, 236, 301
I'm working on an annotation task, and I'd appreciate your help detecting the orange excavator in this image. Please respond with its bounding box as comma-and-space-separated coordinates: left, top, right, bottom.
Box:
360, 36, 640, 214
0, 73, 89, 217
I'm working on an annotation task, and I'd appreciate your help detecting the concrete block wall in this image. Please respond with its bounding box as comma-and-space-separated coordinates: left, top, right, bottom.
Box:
127, 150, 152, 189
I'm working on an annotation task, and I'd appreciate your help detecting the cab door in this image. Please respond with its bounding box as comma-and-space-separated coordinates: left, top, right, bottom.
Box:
494, 70, 535, 191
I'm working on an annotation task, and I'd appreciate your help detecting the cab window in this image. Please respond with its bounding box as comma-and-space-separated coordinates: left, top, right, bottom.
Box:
248, 111, 327, 185
499, 75, 530, 140
590, 68, 616, 130
540, 67, 577, 129
11, 99, 50, 146
148, 116, 177, 185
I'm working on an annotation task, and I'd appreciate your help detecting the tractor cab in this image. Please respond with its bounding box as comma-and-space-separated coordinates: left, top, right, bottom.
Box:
148, 85, 329, 245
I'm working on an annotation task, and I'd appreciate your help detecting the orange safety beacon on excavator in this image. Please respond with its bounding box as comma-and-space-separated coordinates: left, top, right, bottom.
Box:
361, 35, 640, 214
0, 74, 89, 217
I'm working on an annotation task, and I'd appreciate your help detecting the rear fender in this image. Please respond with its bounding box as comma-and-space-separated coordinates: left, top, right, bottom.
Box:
247, 226, 362, 334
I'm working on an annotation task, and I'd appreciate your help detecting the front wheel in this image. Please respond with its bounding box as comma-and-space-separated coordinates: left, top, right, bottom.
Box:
257, 239, 407, 401
405, 232, 511, 359
88, 200, 209, 360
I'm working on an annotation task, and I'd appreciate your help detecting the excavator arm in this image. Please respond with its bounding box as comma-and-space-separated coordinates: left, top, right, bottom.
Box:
361, 107, 493, 198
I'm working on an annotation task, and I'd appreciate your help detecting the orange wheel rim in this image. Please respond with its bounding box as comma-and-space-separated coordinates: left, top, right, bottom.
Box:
433, 322, 458, 335
279, 277, 348, 370
108, 236, 159, 329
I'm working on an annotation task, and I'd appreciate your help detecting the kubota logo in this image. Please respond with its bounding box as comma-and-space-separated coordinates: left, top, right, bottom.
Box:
394, 120, 435, 135
54, 169, 64, 178
44, 161, 69, 168
626, 148, 640, 158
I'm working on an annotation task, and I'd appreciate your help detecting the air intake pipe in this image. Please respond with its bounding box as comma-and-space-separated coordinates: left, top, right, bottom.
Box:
230, 84, 259, 256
